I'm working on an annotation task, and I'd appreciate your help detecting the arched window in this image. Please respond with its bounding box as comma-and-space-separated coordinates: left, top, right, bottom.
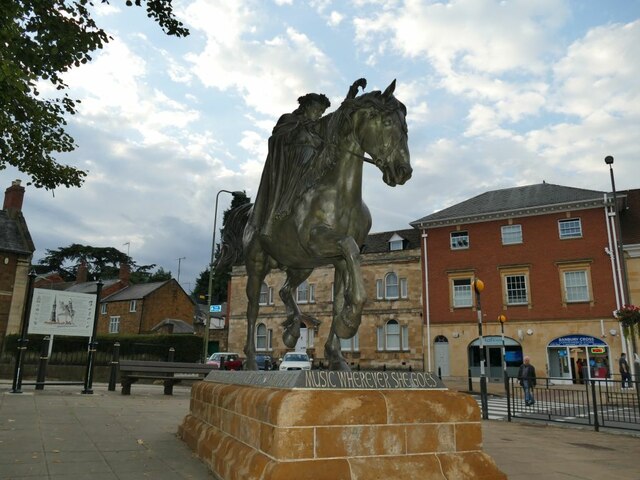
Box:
256, 323, 272, 350
376, 272, 408, 300
385, 273, 399, 299
434, 335, 449, 343
376, 319, 409, 351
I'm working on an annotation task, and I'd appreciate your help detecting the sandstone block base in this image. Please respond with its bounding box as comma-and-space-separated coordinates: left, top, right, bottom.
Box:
178, 381, 506, 479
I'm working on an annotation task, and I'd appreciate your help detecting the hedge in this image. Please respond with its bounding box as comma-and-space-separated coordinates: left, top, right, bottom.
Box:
2, 333, 203, 362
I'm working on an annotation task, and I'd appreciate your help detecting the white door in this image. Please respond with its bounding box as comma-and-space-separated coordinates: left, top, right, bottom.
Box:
295, 327, 308, 352
434, 341, 450, 376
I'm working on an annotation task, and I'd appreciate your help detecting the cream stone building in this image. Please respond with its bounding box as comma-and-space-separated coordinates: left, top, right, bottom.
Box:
227, 229, 425, 369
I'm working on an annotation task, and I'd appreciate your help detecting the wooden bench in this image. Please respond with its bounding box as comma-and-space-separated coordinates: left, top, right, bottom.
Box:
119, 360, 215, 395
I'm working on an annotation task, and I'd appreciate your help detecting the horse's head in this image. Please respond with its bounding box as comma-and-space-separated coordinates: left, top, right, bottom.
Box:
351, 80, 412, 187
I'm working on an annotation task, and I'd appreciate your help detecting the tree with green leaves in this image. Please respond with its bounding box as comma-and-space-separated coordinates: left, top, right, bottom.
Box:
37, 243, 170, 282
192, 191, 251, 303
1, 0, 188, 190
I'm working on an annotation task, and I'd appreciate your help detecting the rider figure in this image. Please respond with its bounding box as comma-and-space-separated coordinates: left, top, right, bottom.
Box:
255, 93, 330, 236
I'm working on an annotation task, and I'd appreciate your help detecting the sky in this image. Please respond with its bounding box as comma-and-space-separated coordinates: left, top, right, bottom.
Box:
2, 0, 639, 293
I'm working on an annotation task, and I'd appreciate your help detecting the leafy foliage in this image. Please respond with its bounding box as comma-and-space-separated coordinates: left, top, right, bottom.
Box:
0, 0, 188, 190
615, 304, 640, 339
37, 243, 169, 283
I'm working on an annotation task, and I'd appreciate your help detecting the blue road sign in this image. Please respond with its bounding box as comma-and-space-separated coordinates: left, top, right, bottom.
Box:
210, 304, 222, 313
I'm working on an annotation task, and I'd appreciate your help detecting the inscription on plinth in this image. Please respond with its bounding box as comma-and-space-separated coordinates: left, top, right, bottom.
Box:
204, 370, 446, 390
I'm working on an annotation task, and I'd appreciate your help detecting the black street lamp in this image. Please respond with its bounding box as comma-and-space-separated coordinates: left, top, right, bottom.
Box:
605, 155, 640, 382
498, 314, 508, 391
203, 189, 243, 363
474, 278, 488, 420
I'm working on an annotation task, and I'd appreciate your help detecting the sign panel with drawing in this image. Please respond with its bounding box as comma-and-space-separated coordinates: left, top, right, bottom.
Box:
28, 288, 97, 337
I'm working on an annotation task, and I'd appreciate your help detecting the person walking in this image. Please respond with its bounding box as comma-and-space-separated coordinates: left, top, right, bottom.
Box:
619, 353, 632, 389
517, 356, 537, 406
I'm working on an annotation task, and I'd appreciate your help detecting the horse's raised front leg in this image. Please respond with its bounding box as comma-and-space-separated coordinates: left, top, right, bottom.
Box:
324, 261, 350, 371
279, 268, 313, 349
244, 245, 270, 371
332, 236, 366, 339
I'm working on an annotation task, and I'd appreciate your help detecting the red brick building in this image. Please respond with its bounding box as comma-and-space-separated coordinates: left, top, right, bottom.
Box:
98, 279, 195, 335
411, 182, 623, 382
0, 180, 35, 350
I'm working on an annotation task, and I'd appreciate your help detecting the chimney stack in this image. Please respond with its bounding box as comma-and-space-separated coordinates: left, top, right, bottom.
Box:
76, 260, 88, 283
119, 263, 131, 285
3, 180, 25, 218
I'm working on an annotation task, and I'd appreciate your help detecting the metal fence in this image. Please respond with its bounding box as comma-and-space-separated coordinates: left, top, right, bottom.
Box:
506, 376, 640, 432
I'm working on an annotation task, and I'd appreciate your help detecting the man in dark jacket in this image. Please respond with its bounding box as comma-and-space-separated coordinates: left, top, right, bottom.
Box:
518, 356, 537, 406
619, 353, 631, 388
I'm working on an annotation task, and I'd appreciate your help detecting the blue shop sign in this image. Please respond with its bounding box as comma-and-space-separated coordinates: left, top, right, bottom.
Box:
548, 335, 606, 347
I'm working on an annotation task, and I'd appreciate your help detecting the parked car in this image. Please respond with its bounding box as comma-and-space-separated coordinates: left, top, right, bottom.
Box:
206, 352, 243, 370
255, 354, 275, 371
278, 352, 312, 371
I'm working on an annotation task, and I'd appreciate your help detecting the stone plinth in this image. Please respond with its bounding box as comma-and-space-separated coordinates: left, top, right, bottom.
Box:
178, 372, 505, 479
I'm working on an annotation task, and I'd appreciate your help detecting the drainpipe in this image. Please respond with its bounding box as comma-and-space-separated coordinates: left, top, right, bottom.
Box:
604, 195, 627, 356
421, 231, 431, 371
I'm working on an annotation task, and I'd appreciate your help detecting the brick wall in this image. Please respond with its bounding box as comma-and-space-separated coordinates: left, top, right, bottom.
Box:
140, 280, 194, 333
426, 206, 617, 324
98, 280, 195, 335
0, 253, 18, 345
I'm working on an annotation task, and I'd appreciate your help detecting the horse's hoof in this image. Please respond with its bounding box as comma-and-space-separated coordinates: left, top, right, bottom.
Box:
334, 321, 359, 339
283, 331, 298, 348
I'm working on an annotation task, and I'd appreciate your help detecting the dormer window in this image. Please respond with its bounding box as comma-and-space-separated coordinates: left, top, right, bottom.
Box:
388, 233, 405, 251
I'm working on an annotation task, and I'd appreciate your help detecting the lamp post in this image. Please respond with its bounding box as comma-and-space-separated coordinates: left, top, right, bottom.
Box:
474, 278, 488, 420
498, 314, 507, 392
203, 189, 242, 363
605, 155, 640, 381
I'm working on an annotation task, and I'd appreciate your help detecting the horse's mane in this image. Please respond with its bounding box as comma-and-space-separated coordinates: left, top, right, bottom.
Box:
300, 90, 406, 193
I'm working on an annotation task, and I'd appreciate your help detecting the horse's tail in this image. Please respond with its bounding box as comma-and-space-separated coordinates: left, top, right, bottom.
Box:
213, 203, 252, 273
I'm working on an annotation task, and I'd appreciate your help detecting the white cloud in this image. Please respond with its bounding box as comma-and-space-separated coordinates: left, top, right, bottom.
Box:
183, 2, 337, 117
328, 11, 344, 26
551, 20, 640, 118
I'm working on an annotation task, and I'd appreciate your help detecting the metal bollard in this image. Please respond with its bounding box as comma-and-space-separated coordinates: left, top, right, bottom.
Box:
168, 346, 175, 362
438, 366, 442, 379
468, 368, 473, 392
108, 342, 120, 391
35, 336, 50, 390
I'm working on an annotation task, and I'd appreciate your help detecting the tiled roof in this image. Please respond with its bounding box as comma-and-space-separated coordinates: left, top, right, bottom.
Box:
0, 210, 35, 255
411, 182, 608, 228
361, 228, 421, 254
102, 281, 169, 302
151, 319, 195, 334
66, 279, 121, 294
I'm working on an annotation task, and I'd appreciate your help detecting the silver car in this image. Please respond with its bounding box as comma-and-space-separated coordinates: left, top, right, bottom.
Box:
278, 352, 312, 371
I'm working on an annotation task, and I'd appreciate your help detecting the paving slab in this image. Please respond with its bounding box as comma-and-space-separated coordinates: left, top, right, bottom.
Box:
1, 380, 639, 479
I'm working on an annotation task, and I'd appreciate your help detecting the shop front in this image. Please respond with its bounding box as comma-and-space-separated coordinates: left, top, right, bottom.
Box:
468, 336, 522, 382
547, 335, 610, 384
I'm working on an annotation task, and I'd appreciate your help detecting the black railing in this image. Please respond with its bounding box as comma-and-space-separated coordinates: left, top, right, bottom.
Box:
506, 376, 640, 432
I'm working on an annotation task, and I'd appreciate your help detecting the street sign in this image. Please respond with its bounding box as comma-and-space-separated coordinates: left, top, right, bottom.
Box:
210, 304, 222, 313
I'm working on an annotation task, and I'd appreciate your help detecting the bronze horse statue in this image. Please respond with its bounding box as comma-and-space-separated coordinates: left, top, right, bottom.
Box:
217, 79, 412, 370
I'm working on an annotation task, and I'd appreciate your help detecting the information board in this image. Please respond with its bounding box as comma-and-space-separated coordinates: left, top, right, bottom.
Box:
28, 288, 97, 337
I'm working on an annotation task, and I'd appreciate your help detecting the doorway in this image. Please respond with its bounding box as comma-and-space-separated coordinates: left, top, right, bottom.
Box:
434, 335, 450, 376
468, 336, 522, 382
295, 326, 309, 352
